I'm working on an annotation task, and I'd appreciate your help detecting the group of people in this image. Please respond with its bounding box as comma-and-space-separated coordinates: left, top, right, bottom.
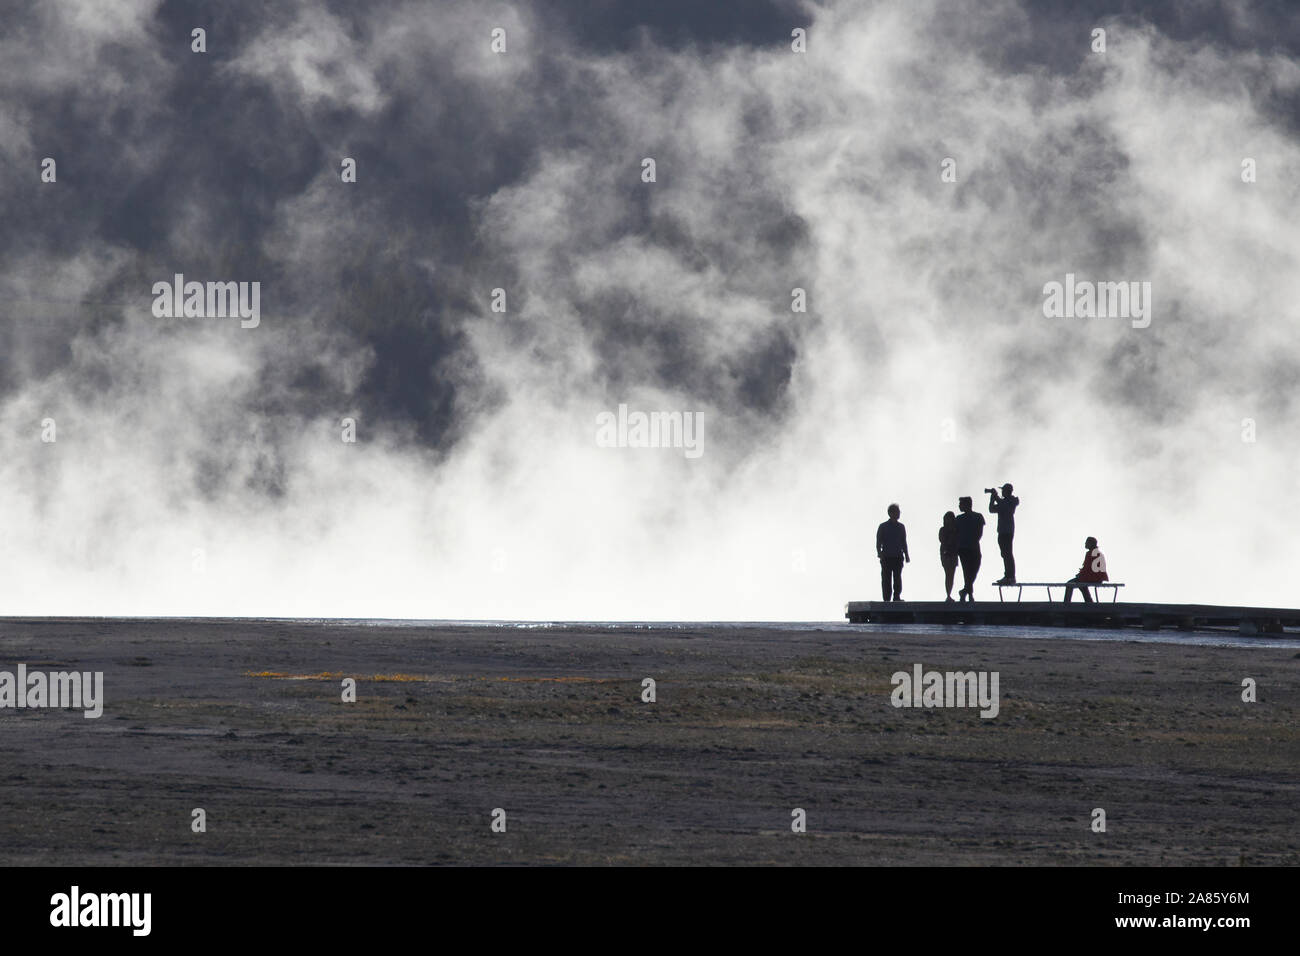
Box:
873, 484, 1110, 603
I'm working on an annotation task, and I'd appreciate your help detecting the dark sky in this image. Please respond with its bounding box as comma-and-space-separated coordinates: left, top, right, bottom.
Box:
2, 0, 1297, 617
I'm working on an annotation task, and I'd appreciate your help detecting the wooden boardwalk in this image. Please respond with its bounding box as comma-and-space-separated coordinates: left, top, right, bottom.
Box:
844, 600, 1300, 634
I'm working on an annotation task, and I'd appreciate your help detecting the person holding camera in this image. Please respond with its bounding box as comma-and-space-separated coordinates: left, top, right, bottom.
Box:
986, 483, 1019, 585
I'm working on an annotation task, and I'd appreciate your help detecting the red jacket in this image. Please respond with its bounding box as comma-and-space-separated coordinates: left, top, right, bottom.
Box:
1076, 548, 1108, 582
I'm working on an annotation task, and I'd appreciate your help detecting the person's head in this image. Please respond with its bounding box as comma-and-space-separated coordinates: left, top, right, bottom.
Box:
1085, 536, 1098, 550
887, 503, 900, 520
943, 511, 956, 530
958, 496, 972, 512
1001, 483, 1013, 496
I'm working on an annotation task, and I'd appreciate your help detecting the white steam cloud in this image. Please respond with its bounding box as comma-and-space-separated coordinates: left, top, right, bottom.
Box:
2, 0, 1299, 618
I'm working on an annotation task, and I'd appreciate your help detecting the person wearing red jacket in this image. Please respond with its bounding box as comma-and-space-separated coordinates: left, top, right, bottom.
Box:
1064, 537, 1107, 603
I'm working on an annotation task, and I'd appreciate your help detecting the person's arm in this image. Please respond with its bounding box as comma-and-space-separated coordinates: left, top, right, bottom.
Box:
902, 526, 910, 562
876, 523, 884, 558
989, 494, 1000, 512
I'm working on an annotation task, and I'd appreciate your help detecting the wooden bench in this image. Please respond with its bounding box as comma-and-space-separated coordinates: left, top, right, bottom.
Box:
996, 582, 1125, 603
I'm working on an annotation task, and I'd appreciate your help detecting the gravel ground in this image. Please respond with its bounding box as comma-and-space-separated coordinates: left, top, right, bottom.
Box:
0, 618, 1296, 865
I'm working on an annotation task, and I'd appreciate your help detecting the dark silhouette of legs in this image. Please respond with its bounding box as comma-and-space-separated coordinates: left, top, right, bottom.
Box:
958, 550, 981, 600
942, 556, 957, 600
998, 533, 1015, 583
880, 557, 903, 601
1064, 580, 1094, 603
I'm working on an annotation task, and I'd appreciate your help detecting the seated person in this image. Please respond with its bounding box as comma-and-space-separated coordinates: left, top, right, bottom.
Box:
1064, 537, 1108, 603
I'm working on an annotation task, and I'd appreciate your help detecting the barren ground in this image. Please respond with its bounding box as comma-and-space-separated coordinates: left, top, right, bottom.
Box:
0, 619, 1296, 865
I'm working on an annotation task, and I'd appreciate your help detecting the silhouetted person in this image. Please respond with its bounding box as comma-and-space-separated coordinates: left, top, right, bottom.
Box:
988, 483, 1019, 585
1064, 536, 1108, 603
954, 496, 985, 602
876, 503, 910, 602
939, 511, 958, 602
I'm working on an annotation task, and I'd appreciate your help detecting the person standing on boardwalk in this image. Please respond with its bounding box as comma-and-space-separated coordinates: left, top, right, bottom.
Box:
938, 511, 959, 602
876, 503, 910, 602
987, 483, 1019, 585
954, 496, 985, 602
1064, 536, 1108, 603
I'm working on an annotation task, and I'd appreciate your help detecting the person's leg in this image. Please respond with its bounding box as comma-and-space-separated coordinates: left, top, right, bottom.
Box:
880, 559, 891, 601
891, 558, 903, 601
1063, 582, 1075, 603
943, 558, 956, 599
1082, 584, 1094, 603
1001, 533, 1015, 582
959, 551, 976, 600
